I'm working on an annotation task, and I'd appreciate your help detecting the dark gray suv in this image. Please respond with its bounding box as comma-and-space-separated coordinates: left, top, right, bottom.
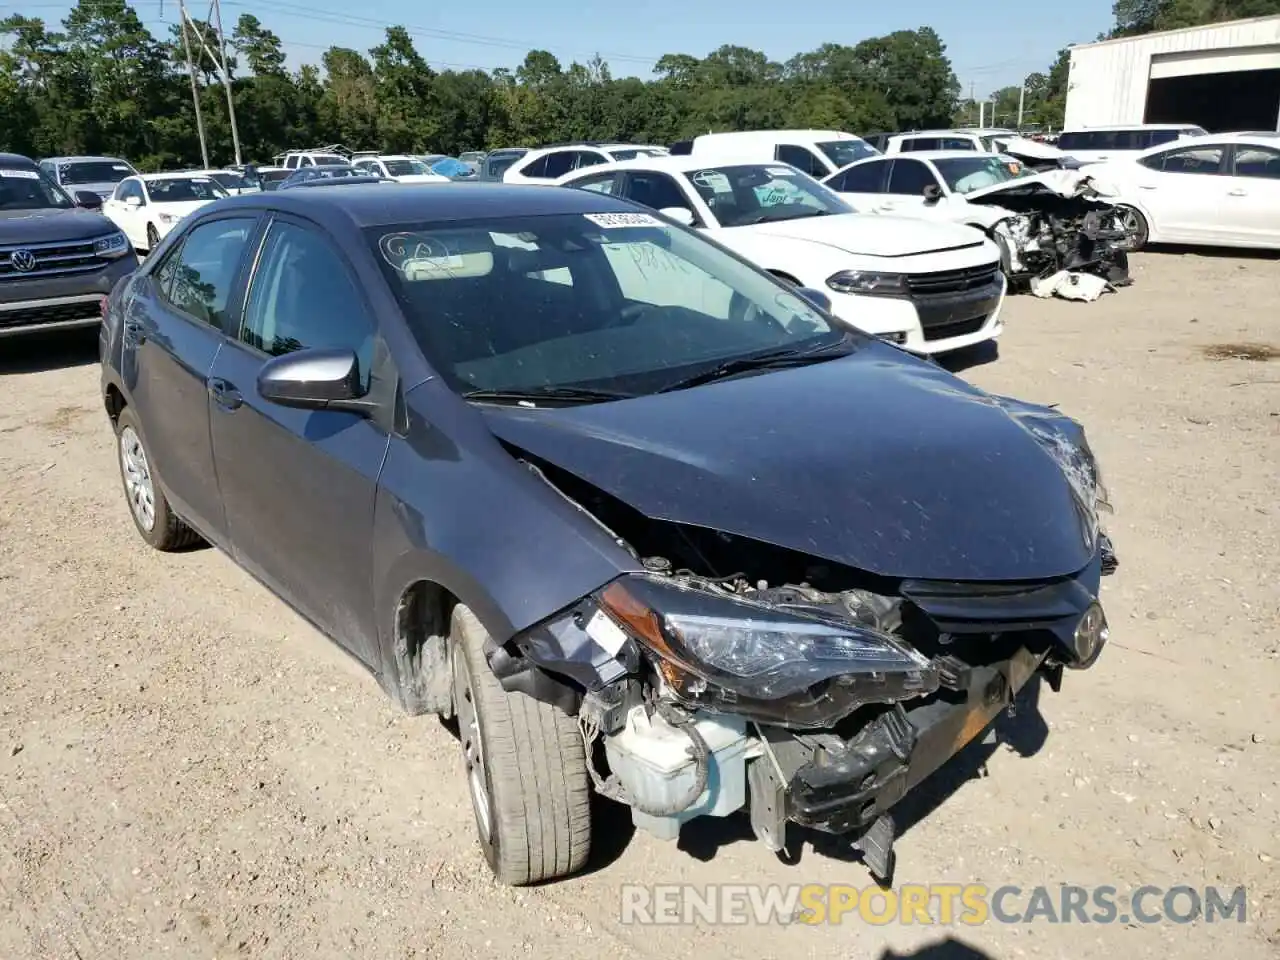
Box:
99, 183, 1116, 887
0, 153, 138, 338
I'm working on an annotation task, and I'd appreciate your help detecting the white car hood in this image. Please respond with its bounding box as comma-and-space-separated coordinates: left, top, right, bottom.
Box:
742, 212, 986, 257
994, 137, 1064, 161
393, 174, 449, 184
965, 169, 1121, 204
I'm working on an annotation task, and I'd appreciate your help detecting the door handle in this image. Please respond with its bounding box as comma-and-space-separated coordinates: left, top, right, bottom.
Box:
1137, 184, 1157, 190
208, 377, 243, 411
1227, 188, 1247, 197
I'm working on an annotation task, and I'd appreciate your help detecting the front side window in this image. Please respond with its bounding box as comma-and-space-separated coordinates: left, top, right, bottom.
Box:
568, 171, 620, 194
815, 139, 878, 168
144, 177, 229, 203
241, 221, 376, 388
518, 154, 550, 178
118, 180, 145, 204
830, 161, 890, 194
1143, 145, 1225, 174
56, 159, 136, 185
0, 167, 73, 210
369, 213, 855, 397
683, 164, 849, 227
775, 144, 829, 177
933, 156, 1024, 194
620, 172, 694, 215
1231, 145, 1280, 179
887, 159, 940, 195
156, 217, 256, 329
540, 152, 578, 179
573, 151, 606, 170
207, 172, 245, 192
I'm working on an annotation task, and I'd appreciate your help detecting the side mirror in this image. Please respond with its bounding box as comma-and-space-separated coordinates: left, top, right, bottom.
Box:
659, 206, 696, 227
74, 191, 103, 210
794, 286, 833, 313
922, 184, 943, 204
257, 348, 377, 415
124, 195, 143, 207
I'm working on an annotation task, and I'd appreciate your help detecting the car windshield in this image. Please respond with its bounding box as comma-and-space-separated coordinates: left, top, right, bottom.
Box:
145, 177, 229, 202
682, 164, 851, 227
368, 212, 859, 398
816, 139, 879, 166
0, 168, 73, 210
933, 156, 1027, 194
385, 158, 432, 176
58, 160, 135, 185
485, 156, 522, 178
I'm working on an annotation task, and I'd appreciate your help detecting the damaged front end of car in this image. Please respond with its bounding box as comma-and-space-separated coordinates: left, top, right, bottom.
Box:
974, 174, 1135, 293
482, 397, 1117, 882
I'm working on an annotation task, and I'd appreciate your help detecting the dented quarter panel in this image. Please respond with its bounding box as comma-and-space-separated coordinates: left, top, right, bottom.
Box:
480, 340, 1096, 582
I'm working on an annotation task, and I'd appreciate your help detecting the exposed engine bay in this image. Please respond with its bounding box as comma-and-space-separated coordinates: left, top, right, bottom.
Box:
972, 174, 1134, 291
485, 415, 1118, 881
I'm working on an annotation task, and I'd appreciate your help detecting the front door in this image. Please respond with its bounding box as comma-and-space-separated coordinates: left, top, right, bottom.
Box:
207, 215, 390, 665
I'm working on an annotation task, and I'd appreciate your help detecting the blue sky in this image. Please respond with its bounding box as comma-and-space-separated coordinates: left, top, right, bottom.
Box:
18, 0, 1117, 95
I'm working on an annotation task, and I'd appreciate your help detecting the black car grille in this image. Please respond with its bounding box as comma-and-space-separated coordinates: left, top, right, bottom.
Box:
906, 264, 1001, 296
0, 238, 107, 281
922, 315, 989, 342
0, 300, 100, 331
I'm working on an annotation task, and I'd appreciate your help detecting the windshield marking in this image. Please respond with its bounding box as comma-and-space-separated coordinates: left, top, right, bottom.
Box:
583, 212, 662, 228
0, 169, 39, 180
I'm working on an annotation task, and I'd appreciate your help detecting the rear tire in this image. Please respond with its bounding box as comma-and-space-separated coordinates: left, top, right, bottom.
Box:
114, 406, 200, 551
450, 605, 591, 885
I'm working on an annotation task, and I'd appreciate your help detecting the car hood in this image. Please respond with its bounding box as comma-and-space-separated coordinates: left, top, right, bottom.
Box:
0, 207, 120, 242
737, 213, 985, 258
480, 344, 1095, 582
965, 169, 1120, 205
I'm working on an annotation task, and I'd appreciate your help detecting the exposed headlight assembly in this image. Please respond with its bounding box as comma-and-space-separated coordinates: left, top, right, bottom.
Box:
93, 231, 130, 259
596, 575, 938, 728
993, 395, 1112, 550
156, 212, 179, 225
826, 270, 907, 296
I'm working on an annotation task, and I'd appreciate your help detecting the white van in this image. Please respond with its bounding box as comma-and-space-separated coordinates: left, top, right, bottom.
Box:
679, 130, 879, 178
1056, 124, 1207, 164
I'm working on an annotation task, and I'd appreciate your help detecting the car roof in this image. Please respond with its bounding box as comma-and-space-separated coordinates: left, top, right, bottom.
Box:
1063, 124, 1201, 132
208, 181, 645, 228
695, 129, 855, 141
560, 155, 798, 177
43, 155, 131, 163
863, 150, 999, 162
139, 170, 218, 180
0, 152, 37, 166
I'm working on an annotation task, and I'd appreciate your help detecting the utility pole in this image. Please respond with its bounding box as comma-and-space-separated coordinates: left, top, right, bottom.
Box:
969, 81, 975, 125
979, 100, 985, 128
1017, 83, 1026, 131
210, 0, 242, 165
178, 0, 209, 168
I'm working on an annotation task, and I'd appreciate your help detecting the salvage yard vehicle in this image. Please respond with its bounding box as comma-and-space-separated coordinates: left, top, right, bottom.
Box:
0, 153, 137, 338
350, 155, 450, 184
1075, 131, 1280, 251
675, 129, 880, 178
558, 155, 1008, 354
38, 155, 140, 201
503, 142, 671, 183
99, 183, 1117, 887
824, 151, 1134, 287
102, 172, 230, 252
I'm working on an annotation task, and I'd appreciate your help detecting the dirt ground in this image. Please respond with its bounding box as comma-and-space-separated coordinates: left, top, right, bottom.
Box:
1, 250, 1277, 960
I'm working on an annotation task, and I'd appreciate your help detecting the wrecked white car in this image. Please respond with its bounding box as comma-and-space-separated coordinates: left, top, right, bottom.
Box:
824, 152, 1135, 291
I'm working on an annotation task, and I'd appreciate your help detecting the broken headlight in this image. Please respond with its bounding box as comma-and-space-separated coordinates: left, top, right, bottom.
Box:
597, 575, 938, 729
825, 270, 907, 296
993, 395, 1112, 550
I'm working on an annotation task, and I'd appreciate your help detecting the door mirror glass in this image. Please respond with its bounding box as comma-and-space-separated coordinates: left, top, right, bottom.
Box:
74, 191, 104, 209
257, 348, 373, 413
659, 206, 695, 226
922, 184, 943, 203
125, 194, 143, 207
794, 286, 832, 313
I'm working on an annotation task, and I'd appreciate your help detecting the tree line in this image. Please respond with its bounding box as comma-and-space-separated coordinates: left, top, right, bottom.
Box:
1, 0, 1275, 171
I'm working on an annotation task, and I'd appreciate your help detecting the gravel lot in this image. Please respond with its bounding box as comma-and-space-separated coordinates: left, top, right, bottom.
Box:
1, 250, 1277, 960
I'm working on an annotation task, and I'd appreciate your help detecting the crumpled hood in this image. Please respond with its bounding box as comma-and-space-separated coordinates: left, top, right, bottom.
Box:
0, 207, 120, 242
481, 343, 1095, 582
966, 169, 1119, 205
740, 212, 986, 258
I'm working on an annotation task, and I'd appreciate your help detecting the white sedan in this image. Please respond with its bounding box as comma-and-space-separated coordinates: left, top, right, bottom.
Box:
103, 172, 229, 251
350, 155, 450, 184
1075, 131, 1280, 250
556, 156, 1006, 355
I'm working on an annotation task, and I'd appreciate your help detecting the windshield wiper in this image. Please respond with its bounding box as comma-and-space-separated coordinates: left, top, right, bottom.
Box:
461, 385, 636, 407
654, 338, 856, 393
740, 207, 831, 225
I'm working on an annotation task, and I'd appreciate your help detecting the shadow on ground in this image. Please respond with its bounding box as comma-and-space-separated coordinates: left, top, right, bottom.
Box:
879, 936, 997, 960
0, 327, 99, 375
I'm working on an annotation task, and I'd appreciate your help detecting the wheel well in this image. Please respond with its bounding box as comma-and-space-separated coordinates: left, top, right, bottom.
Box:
393, 579, 458, 715
104, 384, 126, 424
768, 270, 801, 286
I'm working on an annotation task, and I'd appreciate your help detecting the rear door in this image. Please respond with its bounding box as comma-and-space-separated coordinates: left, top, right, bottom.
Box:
1222, 142, 1280, 246
121, 214, 261, 547
207, 214, 390, 666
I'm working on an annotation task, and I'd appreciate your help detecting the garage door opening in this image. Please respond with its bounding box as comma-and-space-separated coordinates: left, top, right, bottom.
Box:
1144, 69, 1280, 132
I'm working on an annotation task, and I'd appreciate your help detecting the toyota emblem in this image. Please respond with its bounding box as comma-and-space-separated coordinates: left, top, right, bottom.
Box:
10, 249, 37, 272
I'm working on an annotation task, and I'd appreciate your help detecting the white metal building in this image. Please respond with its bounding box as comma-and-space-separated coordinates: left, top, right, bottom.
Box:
1064, 16, 1280, 132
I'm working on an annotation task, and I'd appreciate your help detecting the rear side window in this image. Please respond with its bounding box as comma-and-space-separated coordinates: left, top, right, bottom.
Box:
937, 138, 977, 151
831, 161, 889, 193
155, 217, 257, 329
1142, 130, 1179, 148
775, 144, 829, 177
899, 138, 940, 152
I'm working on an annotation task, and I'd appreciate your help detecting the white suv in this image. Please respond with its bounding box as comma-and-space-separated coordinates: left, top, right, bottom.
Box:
1055, 125, 1207, 164
503, 143, 669, 183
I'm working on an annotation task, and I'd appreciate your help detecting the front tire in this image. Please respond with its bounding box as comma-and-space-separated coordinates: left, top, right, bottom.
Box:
1114, 205, 1149, 251
114, 406, 200, 551
450, 606, 591, 885
146, 223, 160, 250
